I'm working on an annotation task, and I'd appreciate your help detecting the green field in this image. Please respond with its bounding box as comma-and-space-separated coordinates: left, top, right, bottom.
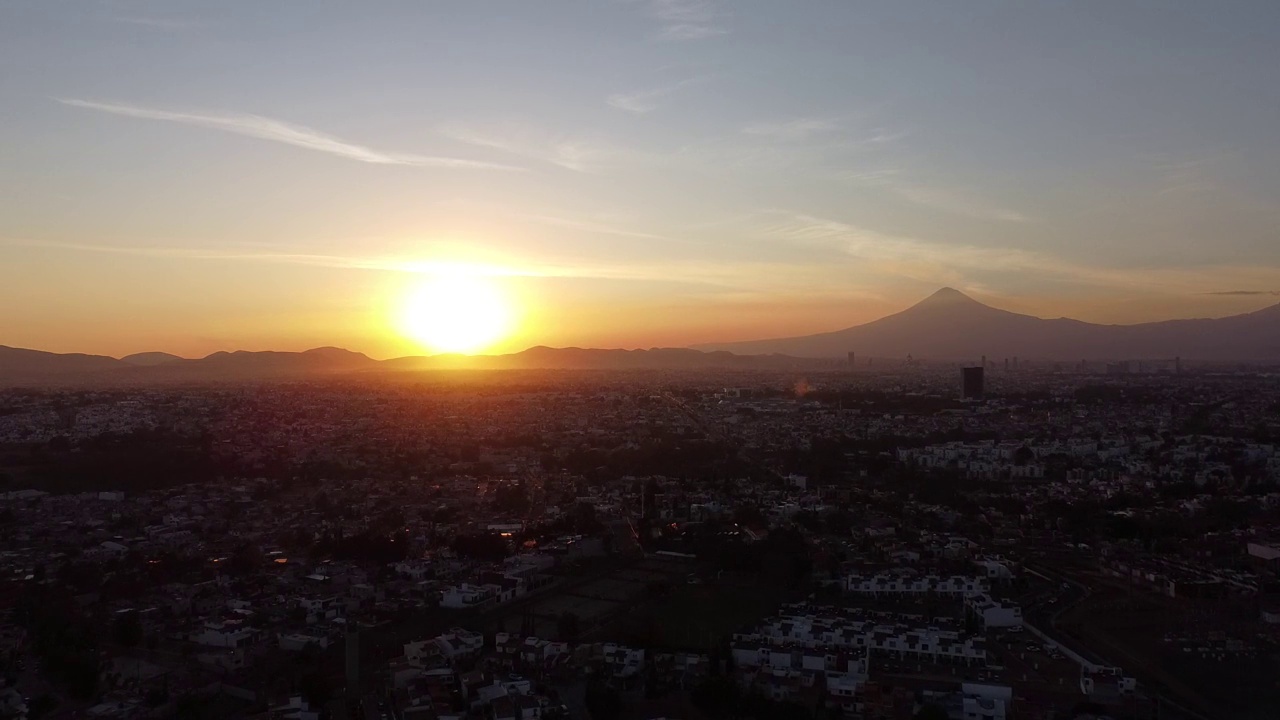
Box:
630, 580, 794, 651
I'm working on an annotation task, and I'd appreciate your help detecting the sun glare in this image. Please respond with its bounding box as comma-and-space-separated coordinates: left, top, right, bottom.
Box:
398, 273, 513, 354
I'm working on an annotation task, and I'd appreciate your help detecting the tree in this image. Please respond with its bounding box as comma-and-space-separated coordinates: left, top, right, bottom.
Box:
27, 695, 57, 719
690, 676, 742, 720
172, 694, 205, 720
113, 610, 143, 648
223, 543, 262, 577
60, 652, 100, 700
1013, 445, 1035, 466
144, 686, 170, 707
495, 481, 529, 513
556, 612, 581, 643
573, 502, 601, 533
732, 504, 765, 527
914, 703, 949, 720
584, 675, 622, 720
824, 509, 855, 537
452, 532, 510, 562
298, 670, 332, 708
644, 660, 661, 698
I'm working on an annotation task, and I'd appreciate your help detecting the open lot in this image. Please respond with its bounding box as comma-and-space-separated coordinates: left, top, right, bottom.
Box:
1059, 587, 1280, 719
573, 577, 650, 602
619, 574, 796, 651
487, 555, 694, 641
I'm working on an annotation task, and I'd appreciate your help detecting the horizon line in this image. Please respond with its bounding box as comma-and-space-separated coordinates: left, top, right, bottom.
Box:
6, 284, 1279, 361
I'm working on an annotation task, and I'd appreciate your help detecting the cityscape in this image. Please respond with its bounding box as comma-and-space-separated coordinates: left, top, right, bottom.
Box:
2, 347, 1279, 719
4, 2, 1280, 719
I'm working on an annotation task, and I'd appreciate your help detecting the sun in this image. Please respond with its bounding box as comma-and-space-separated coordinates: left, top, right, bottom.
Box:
398, 273, 513, 353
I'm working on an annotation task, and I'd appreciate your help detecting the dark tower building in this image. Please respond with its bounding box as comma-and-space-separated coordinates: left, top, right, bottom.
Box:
847, 351, 856, 367
345, 627, 360, 697
962, 366, 985, 399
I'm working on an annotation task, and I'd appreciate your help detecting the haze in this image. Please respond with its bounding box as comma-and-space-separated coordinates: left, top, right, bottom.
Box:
3, 1, 1280, 359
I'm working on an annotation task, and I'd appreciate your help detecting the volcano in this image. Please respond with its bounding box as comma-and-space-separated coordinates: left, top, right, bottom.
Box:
692, 288, 1280, 360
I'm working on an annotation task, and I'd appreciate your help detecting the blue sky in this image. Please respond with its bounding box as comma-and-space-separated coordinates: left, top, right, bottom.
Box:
2, 1, 1279, 357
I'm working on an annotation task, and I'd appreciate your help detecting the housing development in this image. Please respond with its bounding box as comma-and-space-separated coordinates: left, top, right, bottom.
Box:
1, 363, 1279, 720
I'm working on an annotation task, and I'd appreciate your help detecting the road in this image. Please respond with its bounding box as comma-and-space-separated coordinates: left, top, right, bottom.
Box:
1023, 560, 1215, 720
660, 393, 787, 483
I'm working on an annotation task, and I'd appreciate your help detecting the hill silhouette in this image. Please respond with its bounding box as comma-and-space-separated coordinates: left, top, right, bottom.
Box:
0, 344, 811, 386
694, 287, 1280, 361
121, 352, 184, 366
4, 288, 1280, 385
145, 347, 379, 380
382, 346, 794, 371
0, 345, 125, 379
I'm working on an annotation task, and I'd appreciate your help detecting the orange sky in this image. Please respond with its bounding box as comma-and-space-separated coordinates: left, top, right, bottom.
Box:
4, 3, 1280, 359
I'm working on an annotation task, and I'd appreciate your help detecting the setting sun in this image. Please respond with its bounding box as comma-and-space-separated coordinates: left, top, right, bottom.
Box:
398, 273, 513, 354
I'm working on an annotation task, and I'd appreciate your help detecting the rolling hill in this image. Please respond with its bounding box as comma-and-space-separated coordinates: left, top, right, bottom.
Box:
121, 352, 184, 366
0, 345, 126, 379
4, 288, 1279, 385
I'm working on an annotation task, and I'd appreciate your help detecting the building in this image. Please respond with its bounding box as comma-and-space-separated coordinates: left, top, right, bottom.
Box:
962, 367, 985, 400
965, 594, 1023, 629
345, 628, 360, 698
440, 583, 499, 609
845, 572, 989, 597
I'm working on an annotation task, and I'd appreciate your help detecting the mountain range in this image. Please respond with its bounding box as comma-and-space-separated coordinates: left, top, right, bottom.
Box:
694, 287, 1280, 361
3, 288, 1278, 385
0, 344, 811, 386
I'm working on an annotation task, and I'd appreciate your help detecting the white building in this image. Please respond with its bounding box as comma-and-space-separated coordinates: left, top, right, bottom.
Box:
845, 572, 989, 598
440, 583, 498, 609
191, 622, 259, 648
278, 633, 330, 651
602, 643, 645, 678
732, 605, 987, 670
435, 628, 485, 661
965, 594, 1023, 629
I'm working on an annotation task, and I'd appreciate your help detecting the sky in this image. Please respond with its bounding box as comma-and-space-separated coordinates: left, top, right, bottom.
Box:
2, 0, 1280, 359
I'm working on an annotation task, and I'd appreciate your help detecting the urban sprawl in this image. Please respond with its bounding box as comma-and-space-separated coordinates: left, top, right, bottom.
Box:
1, 362, 1279, 720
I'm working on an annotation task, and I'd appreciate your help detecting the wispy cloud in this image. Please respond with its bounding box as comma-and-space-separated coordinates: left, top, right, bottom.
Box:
57, 98, 524, 171
750, 211, 1280, 294
607, 76, 707, 114
1151, 156, 1224, 197
838, 167, 1029, 223
1204, 290, 1280, 296
438, 124, 636, 173
833, 168, 905, 184
742, 118, 842, 141
736, 116, 907, 174
518, 213, 677, 242
412, 198, 693, 245
738, 112, 1026, 223
891, 184, 1030, 223
661, 24, 727, 40
0, 237, 744, 289
3, 238, 440, 274
114, 17, 199, 30
646, 0, 727, 41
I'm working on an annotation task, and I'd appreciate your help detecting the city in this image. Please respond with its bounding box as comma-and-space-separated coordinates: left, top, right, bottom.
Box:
4, 2, 1280, 719
1, 361, 1278, 719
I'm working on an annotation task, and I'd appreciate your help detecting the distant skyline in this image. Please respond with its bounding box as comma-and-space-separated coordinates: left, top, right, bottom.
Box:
3, 1, 1280, 359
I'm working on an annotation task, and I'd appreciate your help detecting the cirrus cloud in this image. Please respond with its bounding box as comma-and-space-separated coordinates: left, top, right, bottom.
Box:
57, 98, 524, 171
